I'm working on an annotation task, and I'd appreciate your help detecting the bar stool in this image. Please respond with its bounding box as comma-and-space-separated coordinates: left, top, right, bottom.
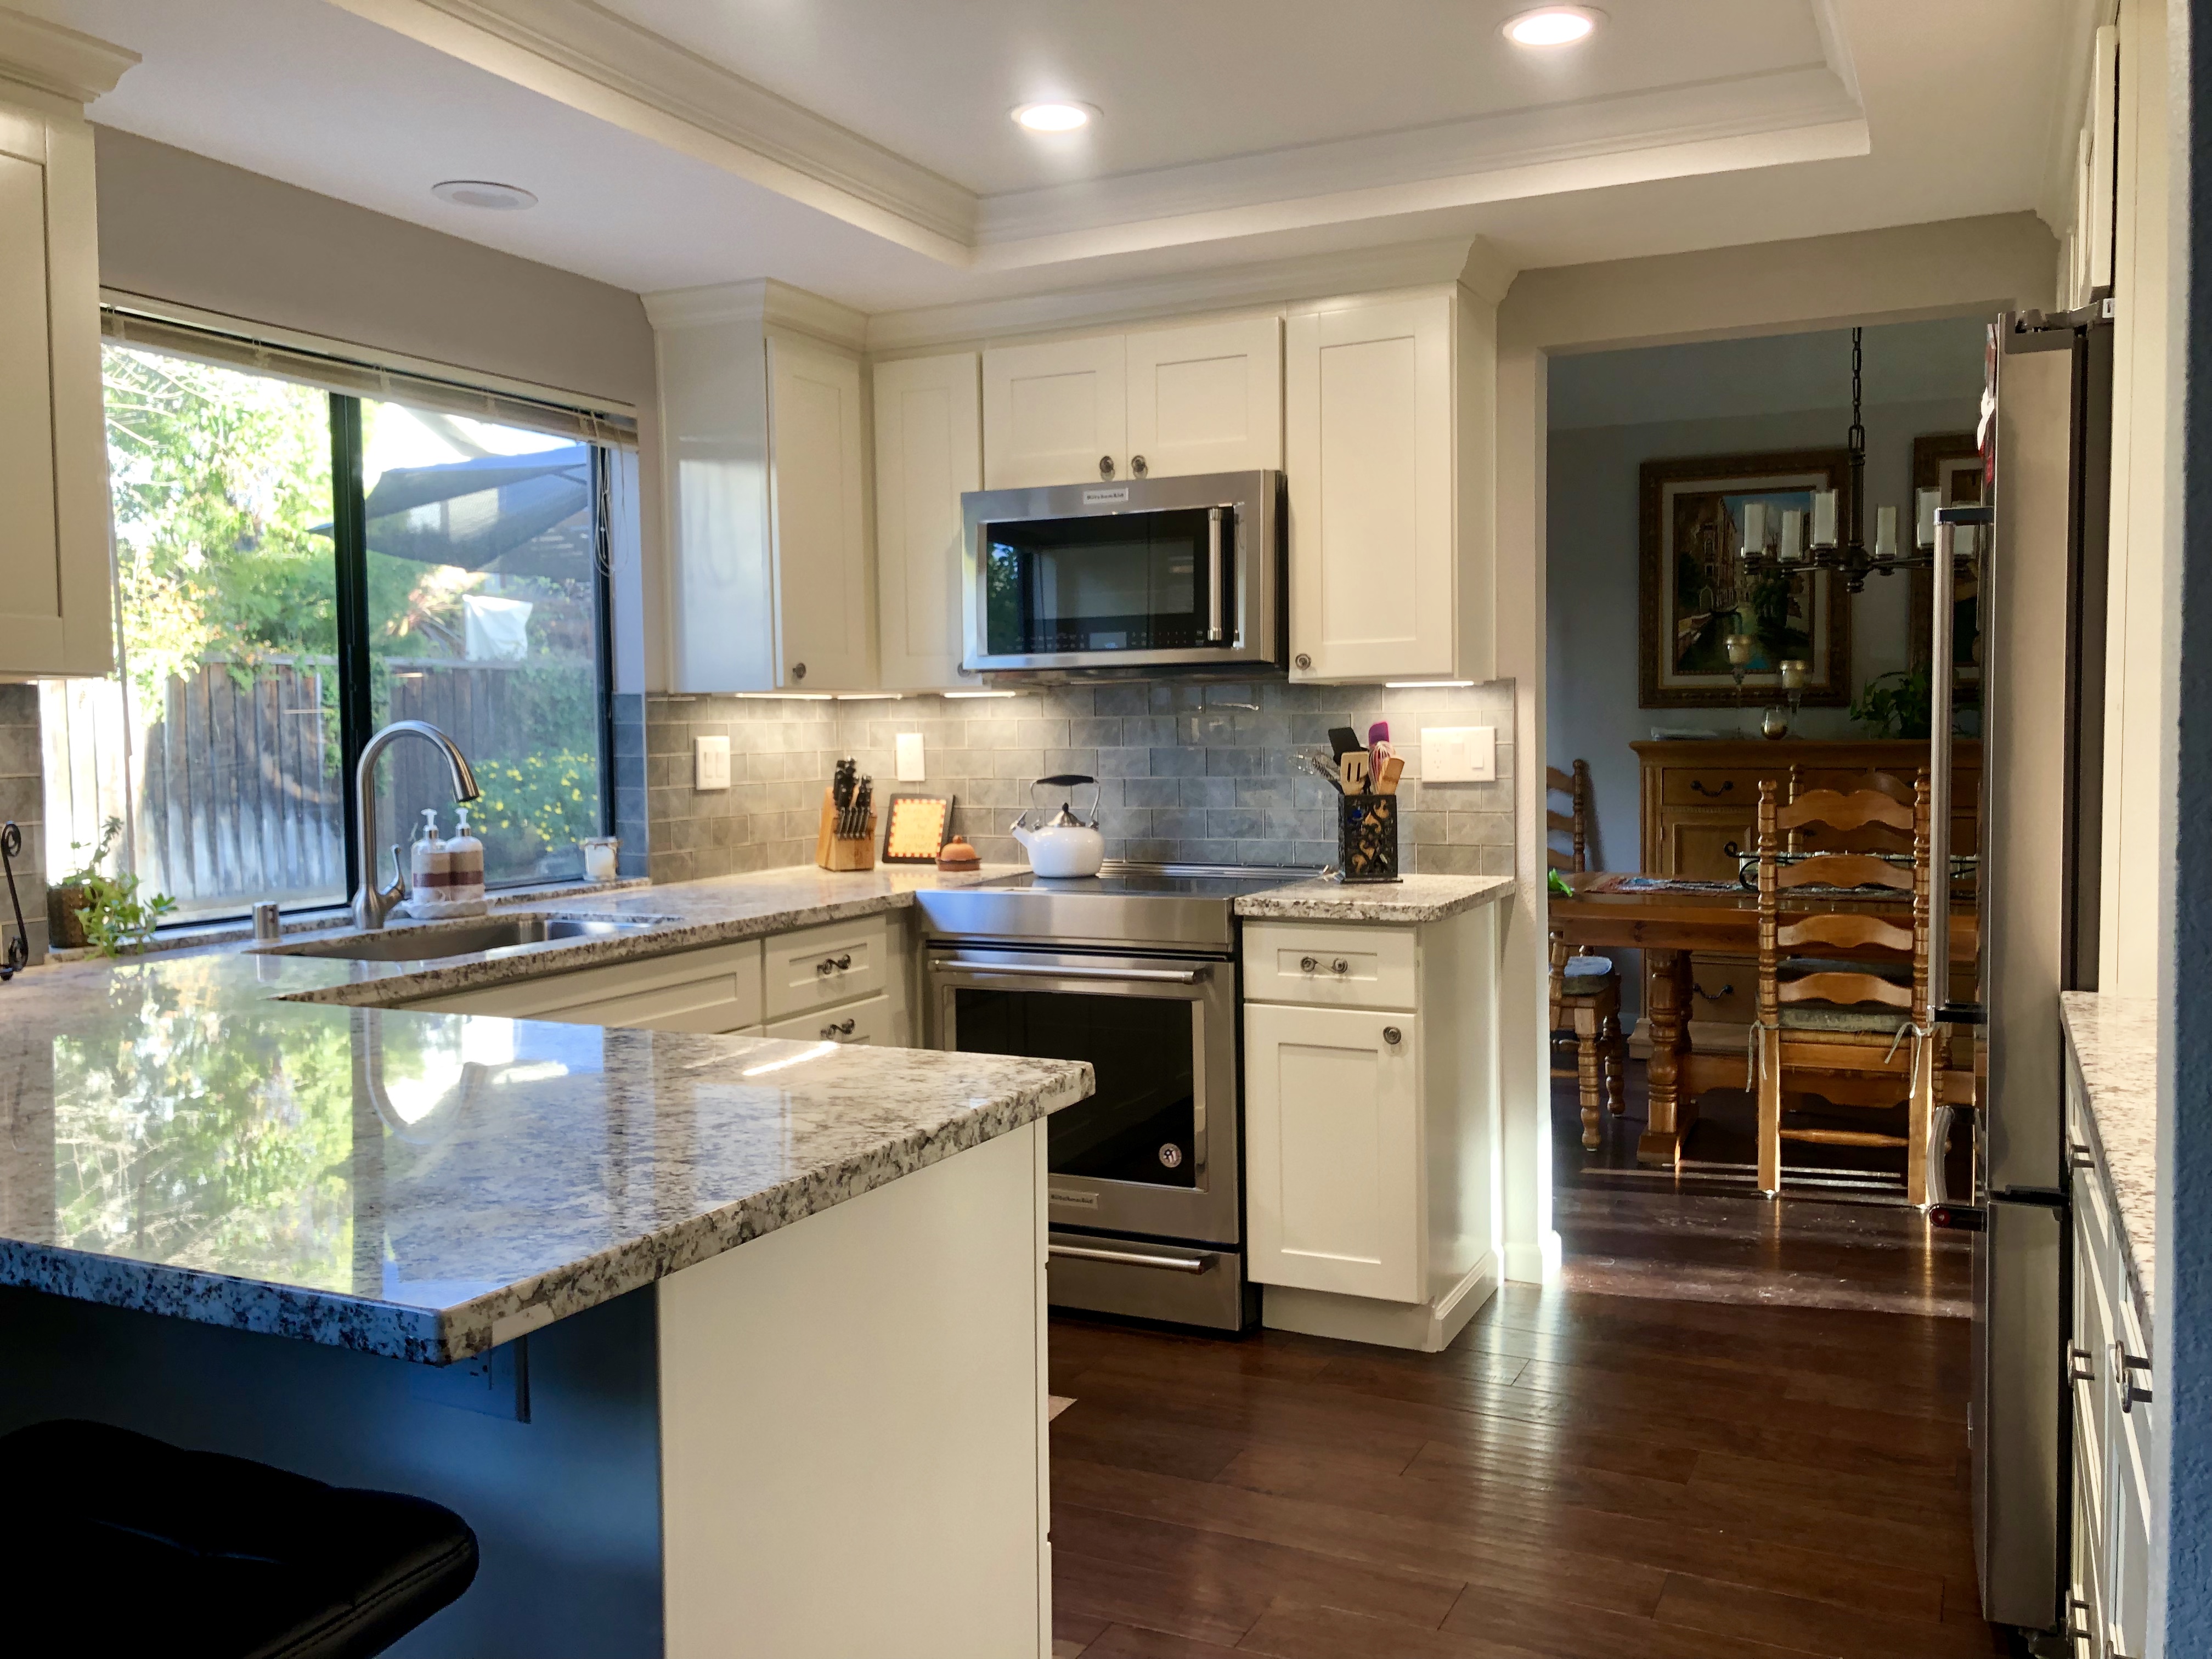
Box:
0, 1419, 479, 1658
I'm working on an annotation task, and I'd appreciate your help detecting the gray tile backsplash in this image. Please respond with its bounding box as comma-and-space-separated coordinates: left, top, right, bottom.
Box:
641, 679, 1516, 885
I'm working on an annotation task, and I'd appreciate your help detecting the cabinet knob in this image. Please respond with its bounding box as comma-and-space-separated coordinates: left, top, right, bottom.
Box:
1299, 956, 1318, 973
1331, 958, 1351, 976
1098, 455, 1115, 479
1130, 454, 1148, 477
792, 662, 807, 681
1294, 653, 1312, 670
1383, 1026, 1402, 1045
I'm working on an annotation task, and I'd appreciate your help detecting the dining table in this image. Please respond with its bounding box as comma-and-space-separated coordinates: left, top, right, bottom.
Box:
1548, 870, 1979, 1168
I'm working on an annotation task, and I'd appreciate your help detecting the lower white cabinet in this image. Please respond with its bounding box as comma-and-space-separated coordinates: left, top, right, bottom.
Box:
1244, 1002, 1420, 1302
2067, 1055, 2157, 1659
1240, 903, 1499, 1352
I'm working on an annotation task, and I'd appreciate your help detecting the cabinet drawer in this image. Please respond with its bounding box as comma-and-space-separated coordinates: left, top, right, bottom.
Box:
765, 992, 891, 1047
765, 916, 891, 1019
1657, 769, 1771, 808
405, 938, 764, 1033
1243, 921, 1415, 1011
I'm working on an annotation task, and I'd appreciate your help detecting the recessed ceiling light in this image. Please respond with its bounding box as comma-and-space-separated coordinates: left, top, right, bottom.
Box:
1012, 101, 1096, 134
1501, 6, 1601, 46
431, 179, 538, 211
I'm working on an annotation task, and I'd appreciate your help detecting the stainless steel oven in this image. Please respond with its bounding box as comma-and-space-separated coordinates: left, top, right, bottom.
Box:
917, 866, 1292, 1330
960, 470, 1285, 675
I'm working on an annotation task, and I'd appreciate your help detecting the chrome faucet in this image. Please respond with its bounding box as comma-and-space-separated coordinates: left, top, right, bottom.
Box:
353, 720, 482, 930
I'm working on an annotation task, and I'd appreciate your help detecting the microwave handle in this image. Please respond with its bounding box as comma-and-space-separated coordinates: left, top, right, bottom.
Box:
1205, 506, 1225, 642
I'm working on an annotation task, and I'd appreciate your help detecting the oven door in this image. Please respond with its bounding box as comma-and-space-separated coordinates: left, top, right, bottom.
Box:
927, 945, 1240, 1246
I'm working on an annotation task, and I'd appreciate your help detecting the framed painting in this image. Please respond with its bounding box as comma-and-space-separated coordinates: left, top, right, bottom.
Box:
1638, 449, 1853, 709
1909, 432, 1986, 683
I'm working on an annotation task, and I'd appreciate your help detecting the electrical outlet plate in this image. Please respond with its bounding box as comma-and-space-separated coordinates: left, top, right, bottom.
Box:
895, 732, 926, 782
1421, 726, 1496, 784
693, 735, 731, 791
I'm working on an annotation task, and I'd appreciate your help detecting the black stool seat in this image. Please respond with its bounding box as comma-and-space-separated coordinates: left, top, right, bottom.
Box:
0, 1419, 478, 1659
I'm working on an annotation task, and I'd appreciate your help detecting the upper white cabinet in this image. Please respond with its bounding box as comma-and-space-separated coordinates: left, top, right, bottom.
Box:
872, 351, 984, 691
649, 281, 877, 693
0, 18, 136, 678
1285, 288, 1493, 685
982, 315, 1280, 488
1124, 316, 1283, 479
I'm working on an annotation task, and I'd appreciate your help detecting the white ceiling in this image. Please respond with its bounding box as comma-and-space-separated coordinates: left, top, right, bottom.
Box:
20, 0, 2073, 315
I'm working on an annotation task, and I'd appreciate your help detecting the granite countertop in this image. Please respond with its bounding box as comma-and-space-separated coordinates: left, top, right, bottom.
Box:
1234, 872, 1516, 924
2061, 990, 2157, 1322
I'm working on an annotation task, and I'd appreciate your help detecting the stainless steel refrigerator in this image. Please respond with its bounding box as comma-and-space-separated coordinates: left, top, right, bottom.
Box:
1961, 305, 2111, 1632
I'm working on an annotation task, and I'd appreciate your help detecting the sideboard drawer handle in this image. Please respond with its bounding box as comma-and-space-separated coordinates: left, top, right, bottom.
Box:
1690, 779, 1734, 797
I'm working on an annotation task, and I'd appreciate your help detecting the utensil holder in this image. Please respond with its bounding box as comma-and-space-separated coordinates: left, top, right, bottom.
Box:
1338, 793, 1400, 883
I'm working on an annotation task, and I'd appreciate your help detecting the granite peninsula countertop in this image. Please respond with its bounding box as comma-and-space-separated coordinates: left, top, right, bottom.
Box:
0, 863, 1094, 1364
1234, 872, 1516, 924
2061, 991, 2158, 1324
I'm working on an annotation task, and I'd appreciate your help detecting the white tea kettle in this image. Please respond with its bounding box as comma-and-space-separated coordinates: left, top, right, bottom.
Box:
1012, 774, 1105, 878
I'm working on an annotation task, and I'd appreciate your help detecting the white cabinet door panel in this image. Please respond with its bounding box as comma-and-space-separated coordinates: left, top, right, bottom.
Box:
1124, 315, 1282, 478
873, 352, 983, 690
1286, 295, 1454, 682
768, 336, 873, 690
983, 335, 1126, 488
1245, 1002, 1419, 1301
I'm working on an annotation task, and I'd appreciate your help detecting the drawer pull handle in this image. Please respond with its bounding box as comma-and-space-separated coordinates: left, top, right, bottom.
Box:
2068, 1344, 2097, 1385
1383, 1026, 1402, 1046
1690, 780, 1735, 797
2114, 1341, 2153, 1411
816, 953, 853, 975
2069, 1138, 2096, 1169
1331, 958, 1351, 976
1300, 956, 1318, 973
1691, 981, 1735, 1004
821, 1018, 856, 1039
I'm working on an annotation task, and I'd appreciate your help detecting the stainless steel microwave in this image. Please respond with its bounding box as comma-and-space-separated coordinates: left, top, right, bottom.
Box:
960, 470, 1285, 674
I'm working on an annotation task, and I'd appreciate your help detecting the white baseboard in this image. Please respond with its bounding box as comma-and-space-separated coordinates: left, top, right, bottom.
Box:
1260, 1252, 1498, 1353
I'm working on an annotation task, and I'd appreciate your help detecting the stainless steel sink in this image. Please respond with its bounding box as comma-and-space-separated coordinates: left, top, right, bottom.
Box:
261, 915, 667, 963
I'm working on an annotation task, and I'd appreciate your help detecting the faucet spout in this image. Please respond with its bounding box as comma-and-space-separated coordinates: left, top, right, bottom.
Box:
353, 720, 483, 931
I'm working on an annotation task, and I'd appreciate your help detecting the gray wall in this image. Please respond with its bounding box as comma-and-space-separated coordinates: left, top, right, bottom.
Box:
636, 680, 1517, 883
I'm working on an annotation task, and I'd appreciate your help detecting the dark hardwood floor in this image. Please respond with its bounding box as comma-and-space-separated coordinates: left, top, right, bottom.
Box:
1046, 1062, 2007, 1658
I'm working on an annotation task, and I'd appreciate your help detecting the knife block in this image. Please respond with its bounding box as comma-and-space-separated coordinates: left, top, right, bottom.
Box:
816, 790, 877, 872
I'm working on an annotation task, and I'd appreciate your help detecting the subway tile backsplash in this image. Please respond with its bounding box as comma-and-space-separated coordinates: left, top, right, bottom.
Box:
636, 679, 1516, 884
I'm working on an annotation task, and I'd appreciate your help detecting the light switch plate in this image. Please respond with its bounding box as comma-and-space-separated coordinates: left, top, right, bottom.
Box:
693, 734, 731, 791
895, 732, 926, 782
1421, 726, 1497, 783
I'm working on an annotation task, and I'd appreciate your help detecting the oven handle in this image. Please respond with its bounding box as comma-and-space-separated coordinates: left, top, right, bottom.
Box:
1205, 506, 1225, 643
1048, 1243, 1210, 1274
932, 958, 1207, 985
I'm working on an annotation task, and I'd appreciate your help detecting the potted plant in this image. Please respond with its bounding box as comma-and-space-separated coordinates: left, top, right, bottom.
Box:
49, 817, 176, 955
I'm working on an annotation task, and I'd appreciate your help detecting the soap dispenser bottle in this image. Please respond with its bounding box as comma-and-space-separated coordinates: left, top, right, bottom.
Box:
447, 807, 487, 915
408, 809, 448, 919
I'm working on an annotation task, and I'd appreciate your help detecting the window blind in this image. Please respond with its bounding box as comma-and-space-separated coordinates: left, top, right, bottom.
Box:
100, 306, 639, 449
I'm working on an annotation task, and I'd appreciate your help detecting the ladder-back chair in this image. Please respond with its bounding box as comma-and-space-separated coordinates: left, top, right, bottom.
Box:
1547, 760, 1624, 1149
1752, 773, 1944, 1206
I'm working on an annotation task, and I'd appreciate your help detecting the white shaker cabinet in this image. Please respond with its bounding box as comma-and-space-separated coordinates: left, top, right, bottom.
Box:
647, 281, 877, 693
872, 351, 985, 691
982, 334, 1127, 489
1241, 904, 1500, 1353
1124, 315, 1282, 479
1284, 287, 1493, 684
981, 314, 1282, 489
0, 21, 135, 678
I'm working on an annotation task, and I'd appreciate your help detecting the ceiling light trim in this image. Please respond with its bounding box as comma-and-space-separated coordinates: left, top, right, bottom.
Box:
326, 0, 979, 261
1502, 7, 1603, 48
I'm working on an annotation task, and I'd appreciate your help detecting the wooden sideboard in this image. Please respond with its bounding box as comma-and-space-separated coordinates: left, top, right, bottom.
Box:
1630, 738, 1982, 1055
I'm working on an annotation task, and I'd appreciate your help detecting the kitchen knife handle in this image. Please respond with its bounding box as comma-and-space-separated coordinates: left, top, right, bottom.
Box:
1205, 507, 1225, 642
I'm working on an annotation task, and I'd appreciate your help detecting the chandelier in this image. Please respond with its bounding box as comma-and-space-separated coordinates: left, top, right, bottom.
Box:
1735, 327, 1942, 594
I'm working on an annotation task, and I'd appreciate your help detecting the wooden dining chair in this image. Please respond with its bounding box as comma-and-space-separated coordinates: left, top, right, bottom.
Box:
1548, 761, 1624, 1149
1751, 772, 1944, 1206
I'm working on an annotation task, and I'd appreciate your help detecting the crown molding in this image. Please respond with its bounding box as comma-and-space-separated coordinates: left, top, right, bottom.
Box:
644, 276, 868, 351
0, 8, 138, 106
866, 237, 1518, 356
326, 0, 977, 264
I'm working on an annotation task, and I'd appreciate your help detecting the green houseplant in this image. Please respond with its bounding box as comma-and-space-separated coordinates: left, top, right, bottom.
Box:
48, 816, 176, 955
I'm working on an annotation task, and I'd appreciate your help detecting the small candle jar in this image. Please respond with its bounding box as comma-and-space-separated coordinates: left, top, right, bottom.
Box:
1779, 659, 1808, 691
580, 836, 620, 882
1724, 633, 1756, 669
